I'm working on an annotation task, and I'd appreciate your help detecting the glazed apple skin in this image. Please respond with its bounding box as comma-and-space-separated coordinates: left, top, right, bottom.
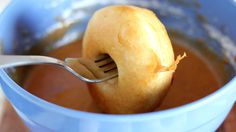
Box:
83, 5, 176, 114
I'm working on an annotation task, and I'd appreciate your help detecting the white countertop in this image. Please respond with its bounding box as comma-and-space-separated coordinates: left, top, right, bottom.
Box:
0, 0, 10, 13
0, 0, 11, 123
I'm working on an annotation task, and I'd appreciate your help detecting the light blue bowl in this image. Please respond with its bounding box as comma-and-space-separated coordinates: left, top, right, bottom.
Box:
0, 0, 236, 132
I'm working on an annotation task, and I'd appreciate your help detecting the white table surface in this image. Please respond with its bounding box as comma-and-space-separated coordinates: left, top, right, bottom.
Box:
0, 0, 11, 124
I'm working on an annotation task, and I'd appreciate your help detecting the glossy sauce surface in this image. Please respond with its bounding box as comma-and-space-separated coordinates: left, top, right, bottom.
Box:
23, 40, 221, 113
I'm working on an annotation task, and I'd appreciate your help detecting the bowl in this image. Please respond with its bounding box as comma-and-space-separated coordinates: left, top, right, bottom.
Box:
0, 0, 236, 131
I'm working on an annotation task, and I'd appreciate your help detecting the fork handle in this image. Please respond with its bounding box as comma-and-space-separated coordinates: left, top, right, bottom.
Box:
0, 55, 64, 68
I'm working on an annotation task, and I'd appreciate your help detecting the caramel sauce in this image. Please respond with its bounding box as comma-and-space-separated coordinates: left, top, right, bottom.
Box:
23, 40, 221, 113
158, 42, 221, 110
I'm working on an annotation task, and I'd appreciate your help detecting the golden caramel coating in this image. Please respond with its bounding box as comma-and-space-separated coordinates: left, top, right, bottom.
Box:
83, 5, 176, 114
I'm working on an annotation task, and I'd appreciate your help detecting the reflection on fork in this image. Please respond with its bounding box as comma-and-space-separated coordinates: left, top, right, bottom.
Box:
0, 54, 118, 83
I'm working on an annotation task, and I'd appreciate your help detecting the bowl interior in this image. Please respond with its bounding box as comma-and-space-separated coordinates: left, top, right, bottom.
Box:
0, 0, 235, 114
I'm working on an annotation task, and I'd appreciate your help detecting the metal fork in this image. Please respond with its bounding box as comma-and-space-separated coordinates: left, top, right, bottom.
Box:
0, 55, 118, 83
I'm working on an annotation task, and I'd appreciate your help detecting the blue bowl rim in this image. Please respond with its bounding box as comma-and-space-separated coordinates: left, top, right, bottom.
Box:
0, 0, 236, 122
1, 70, 236, 122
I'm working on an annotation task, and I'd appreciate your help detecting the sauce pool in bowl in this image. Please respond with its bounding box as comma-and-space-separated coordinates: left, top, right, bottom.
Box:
22, 38, 225, 113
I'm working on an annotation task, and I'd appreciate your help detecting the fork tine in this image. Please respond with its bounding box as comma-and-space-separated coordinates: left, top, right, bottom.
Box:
65, 57, 118, 83
104, 67, 117, 73
94, 54, 110, 63
99, 60, 114, 67
94, 54, 118, 75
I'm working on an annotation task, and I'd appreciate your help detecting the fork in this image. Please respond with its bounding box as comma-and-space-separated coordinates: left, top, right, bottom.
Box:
0, 55, 118, 83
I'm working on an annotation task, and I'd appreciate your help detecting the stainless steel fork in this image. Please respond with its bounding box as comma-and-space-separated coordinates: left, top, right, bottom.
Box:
0, 55, 118, 83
